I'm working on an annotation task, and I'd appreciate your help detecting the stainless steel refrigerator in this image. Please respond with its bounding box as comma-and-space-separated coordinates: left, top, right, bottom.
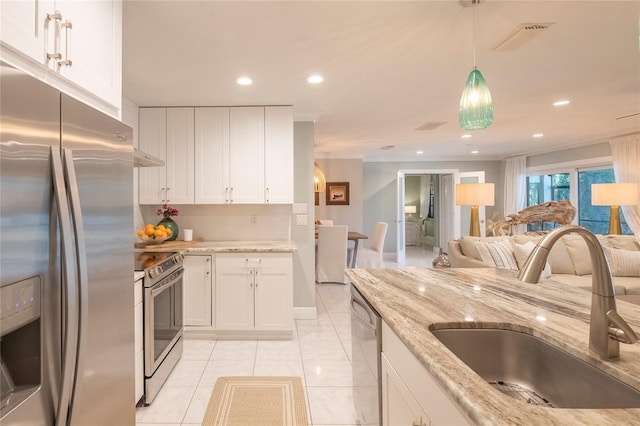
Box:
0, 62, 135, 425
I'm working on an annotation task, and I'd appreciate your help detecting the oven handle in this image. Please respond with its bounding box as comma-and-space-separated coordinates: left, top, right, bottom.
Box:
151, 268, 185, 297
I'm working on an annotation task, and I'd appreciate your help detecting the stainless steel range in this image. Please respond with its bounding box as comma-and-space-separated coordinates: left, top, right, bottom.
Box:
135, 251, 184, 404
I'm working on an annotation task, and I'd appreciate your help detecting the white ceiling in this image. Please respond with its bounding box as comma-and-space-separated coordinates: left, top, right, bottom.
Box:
123, 1, 640, 161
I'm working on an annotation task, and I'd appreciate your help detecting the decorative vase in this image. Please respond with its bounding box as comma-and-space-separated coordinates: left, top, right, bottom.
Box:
157, 215, 179, 241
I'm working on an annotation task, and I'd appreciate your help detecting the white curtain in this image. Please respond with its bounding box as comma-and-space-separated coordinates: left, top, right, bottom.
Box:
610, 134, 640, 235
504, 156, 527, 234
419, 175, 431, 219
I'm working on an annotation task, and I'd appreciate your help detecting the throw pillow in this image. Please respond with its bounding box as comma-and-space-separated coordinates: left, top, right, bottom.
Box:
513, 241, 552, 279
604, 246, 640, 277
474, 239, 519, 270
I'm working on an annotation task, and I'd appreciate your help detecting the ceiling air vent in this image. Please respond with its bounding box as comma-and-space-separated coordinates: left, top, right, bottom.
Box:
493, 23, 554, 51
415, 121, 446, 131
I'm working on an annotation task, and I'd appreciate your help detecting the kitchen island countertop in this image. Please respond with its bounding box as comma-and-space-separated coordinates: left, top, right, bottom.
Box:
346, 267, 640, 425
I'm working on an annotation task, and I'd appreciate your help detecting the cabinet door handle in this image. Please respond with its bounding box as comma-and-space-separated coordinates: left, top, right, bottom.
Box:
58, 20, 73, 69
225, 187, 229, 203
230, 187, 234, 203
46, 11, 63, 62
265, 187, 270, 203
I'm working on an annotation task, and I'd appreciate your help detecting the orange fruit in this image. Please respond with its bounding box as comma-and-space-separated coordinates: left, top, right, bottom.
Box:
145, 227, 155, 236
154, 229, 164, 238
137, 230, 145, 237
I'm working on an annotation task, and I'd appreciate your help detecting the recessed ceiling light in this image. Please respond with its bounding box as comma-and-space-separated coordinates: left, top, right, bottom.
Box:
237, 77, 252, 85
416, 150, 424, 154
470, 150, 479, 154
553, 100, 570, 106
307, 75, 324, 84
532, 133, 544, 138
462, 134, 472, 139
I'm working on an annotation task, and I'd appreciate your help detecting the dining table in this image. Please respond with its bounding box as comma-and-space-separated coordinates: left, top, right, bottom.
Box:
346, 231, 368, 268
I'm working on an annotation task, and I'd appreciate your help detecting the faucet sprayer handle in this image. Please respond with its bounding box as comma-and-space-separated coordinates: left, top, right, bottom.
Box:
607, 310, 639, 344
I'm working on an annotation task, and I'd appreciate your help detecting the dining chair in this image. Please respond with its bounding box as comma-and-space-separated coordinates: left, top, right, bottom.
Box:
356, 222, 388, 268
316, 225, 348, 284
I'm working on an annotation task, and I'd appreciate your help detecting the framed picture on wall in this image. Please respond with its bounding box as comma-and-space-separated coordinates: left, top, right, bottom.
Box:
326, 182, 350, 205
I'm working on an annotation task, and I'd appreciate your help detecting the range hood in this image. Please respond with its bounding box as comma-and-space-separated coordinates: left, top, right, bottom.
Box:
134, 148, 164, 167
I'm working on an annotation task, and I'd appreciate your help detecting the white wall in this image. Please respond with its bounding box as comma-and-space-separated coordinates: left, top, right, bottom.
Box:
292, 122, 316, 313
314, 159, 363, 233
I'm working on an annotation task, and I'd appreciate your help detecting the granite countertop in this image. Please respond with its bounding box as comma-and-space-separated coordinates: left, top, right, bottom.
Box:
346, 267, 640, 425
136, 240, 297, 253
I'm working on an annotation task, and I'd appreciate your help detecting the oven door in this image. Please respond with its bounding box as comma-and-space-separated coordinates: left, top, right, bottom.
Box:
144, 267, 184, 376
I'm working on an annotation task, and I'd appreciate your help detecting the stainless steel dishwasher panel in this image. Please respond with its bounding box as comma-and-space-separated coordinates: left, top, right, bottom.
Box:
351, 283, 382, 426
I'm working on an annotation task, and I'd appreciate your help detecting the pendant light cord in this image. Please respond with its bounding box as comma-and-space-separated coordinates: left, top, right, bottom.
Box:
472, 0, 477, 68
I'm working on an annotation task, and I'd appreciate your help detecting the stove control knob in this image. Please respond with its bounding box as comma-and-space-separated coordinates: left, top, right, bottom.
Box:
149, 266, 163, 278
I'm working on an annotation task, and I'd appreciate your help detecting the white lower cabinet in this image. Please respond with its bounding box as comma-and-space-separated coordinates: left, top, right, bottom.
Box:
381, 321, 470, 426
382, 353, 429, 426
134, 278, 143, 404
184, 255, 213, 327
215, 253, 292, 332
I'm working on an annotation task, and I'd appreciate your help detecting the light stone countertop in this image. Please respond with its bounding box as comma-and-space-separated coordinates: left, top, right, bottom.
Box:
346, 267, 640, 425
136, 240, 297, 253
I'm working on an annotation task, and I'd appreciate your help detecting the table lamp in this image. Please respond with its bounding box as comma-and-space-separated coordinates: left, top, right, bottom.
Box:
404, 205, 417, 220
456, 183, 495, 237
591, 183, 638, 234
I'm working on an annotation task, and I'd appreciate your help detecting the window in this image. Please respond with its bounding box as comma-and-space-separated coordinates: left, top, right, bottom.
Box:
578, 169, 631, 235
526, 173, 570, 232
526, 165, 632, 235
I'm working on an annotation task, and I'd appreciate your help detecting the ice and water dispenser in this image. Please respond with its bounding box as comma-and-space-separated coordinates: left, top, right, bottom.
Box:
0, 276, 41, 418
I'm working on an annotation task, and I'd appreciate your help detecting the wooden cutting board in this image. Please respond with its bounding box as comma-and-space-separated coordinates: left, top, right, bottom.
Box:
135, 238, 203, 250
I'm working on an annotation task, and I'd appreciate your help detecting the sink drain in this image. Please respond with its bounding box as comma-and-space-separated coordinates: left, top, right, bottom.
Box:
489, 381, 554, 408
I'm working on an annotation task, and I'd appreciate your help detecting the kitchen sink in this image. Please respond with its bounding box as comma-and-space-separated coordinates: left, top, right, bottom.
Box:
430, 327, 640, 409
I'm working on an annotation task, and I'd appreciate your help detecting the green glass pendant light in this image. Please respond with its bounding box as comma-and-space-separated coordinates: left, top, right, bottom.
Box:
459, 0, 493, 130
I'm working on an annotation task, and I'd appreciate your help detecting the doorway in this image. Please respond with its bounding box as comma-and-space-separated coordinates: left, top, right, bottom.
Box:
396, 169, 488, 262
396, 168, 458, 262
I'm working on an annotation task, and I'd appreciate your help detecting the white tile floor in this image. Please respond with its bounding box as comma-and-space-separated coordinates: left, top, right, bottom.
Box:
135, 245, 438, 426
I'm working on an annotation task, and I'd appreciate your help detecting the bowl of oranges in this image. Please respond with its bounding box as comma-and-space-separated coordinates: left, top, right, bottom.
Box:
136, 224, 173, 244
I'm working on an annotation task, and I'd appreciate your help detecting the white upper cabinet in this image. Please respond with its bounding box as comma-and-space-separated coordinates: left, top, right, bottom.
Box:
1, 0, 122, 112
264, 106, 293, 204
139, 108, 167, 204
229, 107, 265, 204
166, 108, 195, 204
195, 107, 230, 204
0, 0, 54, 61
139, 107, 195, 205
194, 106, 293, 205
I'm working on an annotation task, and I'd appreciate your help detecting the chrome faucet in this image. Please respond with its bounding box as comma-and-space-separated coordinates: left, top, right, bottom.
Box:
518, 225, 638, 358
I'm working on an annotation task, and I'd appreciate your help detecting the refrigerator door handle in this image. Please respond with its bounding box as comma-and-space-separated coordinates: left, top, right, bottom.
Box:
62, 148, 89, 425
51, 147, 79, 426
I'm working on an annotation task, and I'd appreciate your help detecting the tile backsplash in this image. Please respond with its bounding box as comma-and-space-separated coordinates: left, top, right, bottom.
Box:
139, 204, 292, 241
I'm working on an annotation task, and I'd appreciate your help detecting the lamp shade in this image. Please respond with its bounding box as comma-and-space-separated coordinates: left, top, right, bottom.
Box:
456, 183, 495, 206
591, 183, 639, 206
404, 205, 417, 214
314, 162, 326, 192
459, 67, 493, 130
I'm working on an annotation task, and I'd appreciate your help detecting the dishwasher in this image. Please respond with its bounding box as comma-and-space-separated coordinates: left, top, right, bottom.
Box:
351, 283, 382, 426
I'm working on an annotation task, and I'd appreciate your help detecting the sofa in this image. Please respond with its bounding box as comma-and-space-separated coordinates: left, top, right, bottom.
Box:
448, 233, 640, 296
